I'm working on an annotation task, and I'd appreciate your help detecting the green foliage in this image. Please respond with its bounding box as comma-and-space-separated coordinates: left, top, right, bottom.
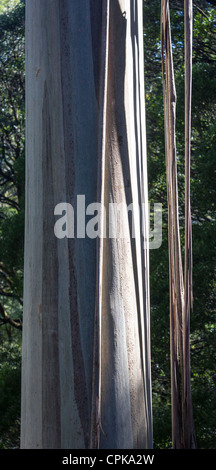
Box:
0, 0, 24, 448
0, 0, 25, 309
0, 0, 20, 14
0, 337, 21, 448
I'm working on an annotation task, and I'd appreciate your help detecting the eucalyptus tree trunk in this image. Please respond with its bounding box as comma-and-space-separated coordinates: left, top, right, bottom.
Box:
21, 0, 152, 449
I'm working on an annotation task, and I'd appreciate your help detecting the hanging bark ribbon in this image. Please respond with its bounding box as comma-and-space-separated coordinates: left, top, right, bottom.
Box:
90, 0, 110, 450
161, 0, 196, 449
183, 0, 196, 449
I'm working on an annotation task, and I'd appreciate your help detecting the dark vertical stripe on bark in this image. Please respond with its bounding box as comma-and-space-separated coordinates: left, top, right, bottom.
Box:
89, 0, 103, 102
42, 82, 61, 448
68, 241, 90, 448
59, 0, 75, 208
59, 1, 90, 448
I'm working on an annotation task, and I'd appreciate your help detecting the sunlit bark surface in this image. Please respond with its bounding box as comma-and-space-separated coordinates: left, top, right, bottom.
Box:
21, 0, 152, 449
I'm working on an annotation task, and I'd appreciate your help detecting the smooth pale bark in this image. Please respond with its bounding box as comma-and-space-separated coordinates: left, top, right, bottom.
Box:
21, 0, 152, 449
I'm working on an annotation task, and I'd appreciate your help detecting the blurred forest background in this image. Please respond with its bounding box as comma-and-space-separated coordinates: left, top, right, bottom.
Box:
0, 0, 215, 449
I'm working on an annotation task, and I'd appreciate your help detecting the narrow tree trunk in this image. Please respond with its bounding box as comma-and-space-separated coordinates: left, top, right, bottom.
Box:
161, 0, 196, 449
183, 0, 196, 449
161, 0, 184, 448
21, 0, 152, 449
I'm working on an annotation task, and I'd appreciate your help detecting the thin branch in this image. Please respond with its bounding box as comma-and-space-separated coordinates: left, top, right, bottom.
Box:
0, 302, 22, 331
0, 194, 19, 210
193, 3, 210, 21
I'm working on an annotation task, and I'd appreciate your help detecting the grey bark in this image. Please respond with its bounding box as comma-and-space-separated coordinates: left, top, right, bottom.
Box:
21, 0, 152, 449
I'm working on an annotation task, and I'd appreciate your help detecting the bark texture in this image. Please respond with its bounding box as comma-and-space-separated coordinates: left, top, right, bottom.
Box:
161, 0, 196, 449
21, 0, 152, 449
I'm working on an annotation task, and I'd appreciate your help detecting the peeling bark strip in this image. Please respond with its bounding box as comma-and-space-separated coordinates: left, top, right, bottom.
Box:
161, 0, 184, 448
183, 0, 196, 449
161, 0, 196, 449
21, 0, 152, 449
90, 0, 110, 450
